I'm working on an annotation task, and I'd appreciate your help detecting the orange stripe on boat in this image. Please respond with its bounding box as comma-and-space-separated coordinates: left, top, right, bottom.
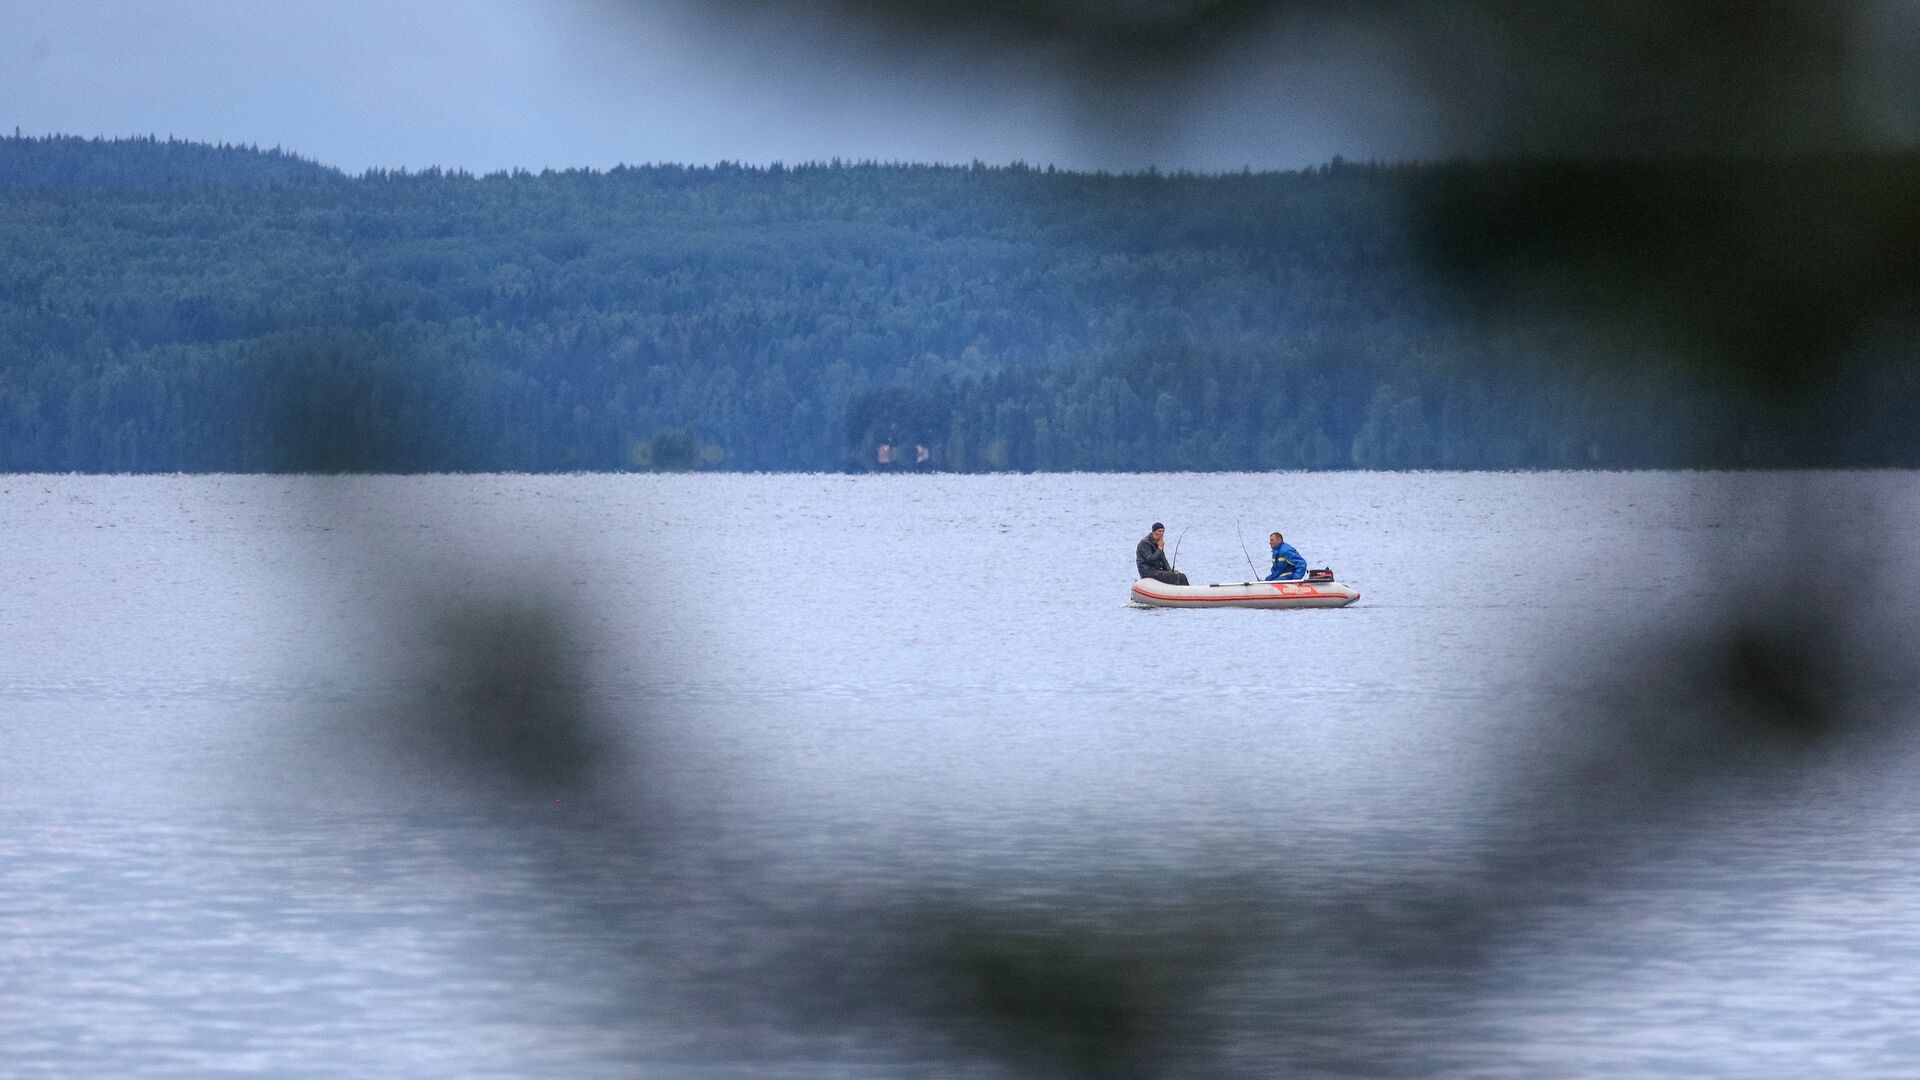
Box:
1130, 584, 1351, 603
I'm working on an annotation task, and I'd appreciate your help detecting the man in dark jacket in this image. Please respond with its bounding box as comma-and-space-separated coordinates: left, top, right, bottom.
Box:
1265, 531, 1306, 581
1135, 523, 1189, 585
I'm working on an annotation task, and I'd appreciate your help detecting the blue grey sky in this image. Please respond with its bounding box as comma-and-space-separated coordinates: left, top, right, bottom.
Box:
2, 0, 1450, 173
7, 1, 1916, 174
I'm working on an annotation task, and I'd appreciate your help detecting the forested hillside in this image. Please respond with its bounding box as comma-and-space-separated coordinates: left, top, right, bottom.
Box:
3, 134, 1914, 472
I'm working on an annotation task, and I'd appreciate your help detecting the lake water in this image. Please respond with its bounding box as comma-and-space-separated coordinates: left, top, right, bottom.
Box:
3, 471, 1919, 1078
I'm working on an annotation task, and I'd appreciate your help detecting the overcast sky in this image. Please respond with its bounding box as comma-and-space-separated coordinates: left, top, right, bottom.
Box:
9, 1, 1917, 175
3, 0, 1454, 173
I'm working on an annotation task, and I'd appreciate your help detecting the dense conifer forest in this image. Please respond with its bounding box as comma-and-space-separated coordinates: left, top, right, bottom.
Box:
2, 134, 1914, 472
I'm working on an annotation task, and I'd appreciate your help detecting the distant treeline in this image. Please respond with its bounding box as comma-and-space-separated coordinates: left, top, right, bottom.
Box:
2, 134, 1914, 472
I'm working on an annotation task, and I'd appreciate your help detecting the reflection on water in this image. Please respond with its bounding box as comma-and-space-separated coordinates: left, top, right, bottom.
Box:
2, 472, 1918, 1077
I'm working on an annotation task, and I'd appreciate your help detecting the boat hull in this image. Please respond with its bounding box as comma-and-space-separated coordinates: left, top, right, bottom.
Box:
1130, 578, 1360, 609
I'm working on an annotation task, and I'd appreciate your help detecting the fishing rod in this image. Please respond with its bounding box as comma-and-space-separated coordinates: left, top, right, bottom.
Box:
1235, 518, 1260, 581
1170, 525, 1189, 572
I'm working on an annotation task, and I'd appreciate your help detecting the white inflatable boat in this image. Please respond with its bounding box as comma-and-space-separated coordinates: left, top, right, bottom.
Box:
1130, 577, 1361, 609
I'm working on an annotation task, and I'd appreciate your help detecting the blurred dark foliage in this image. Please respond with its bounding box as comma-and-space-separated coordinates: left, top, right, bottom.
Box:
1415, 155, 1920, 398
907, 907, 1234, 1079
414, 596, 612, 793
279, 367, 633, 805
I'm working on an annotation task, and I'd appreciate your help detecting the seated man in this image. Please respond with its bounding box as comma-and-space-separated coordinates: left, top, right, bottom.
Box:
1135, 522, 1190, 585
1266, 531, 1306, 581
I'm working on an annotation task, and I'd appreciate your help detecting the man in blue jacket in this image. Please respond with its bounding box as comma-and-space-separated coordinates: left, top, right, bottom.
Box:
1266, 532, 1306, 581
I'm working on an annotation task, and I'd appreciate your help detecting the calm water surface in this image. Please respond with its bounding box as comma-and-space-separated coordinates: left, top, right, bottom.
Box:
2, 472, 1918, 1077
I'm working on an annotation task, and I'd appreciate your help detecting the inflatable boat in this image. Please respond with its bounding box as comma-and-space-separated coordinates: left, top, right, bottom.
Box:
1130, 576, 1361, 609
